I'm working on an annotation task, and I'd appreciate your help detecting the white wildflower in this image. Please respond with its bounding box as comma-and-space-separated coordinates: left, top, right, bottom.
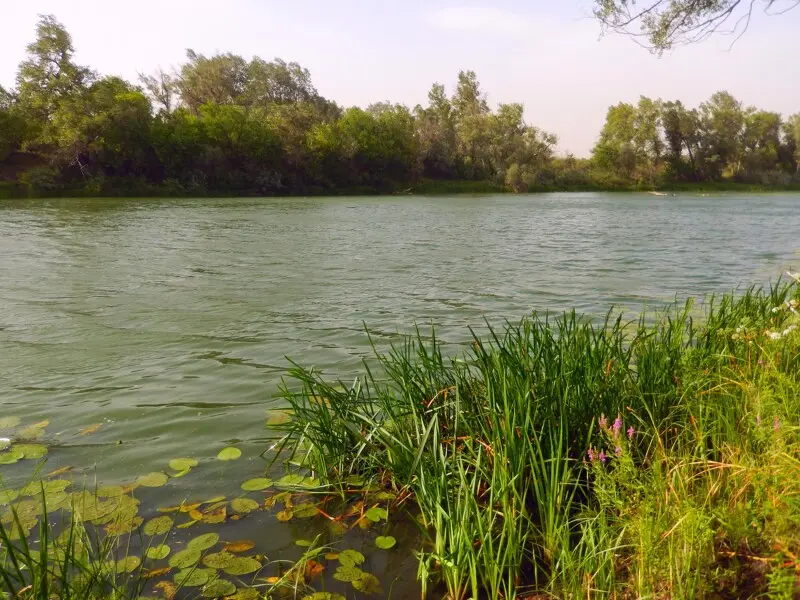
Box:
767, 331, 781, 340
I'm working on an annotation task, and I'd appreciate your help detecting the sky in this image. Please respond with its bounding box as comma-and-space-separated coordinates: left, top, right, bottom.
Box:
1, 0, 798, 157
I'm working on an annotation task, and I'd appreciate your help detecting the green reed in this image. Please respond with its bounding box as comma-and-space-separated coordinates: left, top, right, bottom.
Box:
274, 279, 800, 598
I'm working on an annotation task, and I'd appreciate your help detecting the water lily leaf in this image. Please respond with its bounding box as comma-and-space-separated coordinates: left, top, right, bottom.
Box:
0, 417, 20, 429
116, 556, 142, 574
337, 549, 365, 568
137, 472, 169, 488
365, 507, 388, 522
105, 516, 143, 536
228, 589, 260, 600
230, 498, 259, 514
202, 506, 226, 524
265, 410, 291, 426
169, 548, 202, 569
374, 491, 397, 502
275, 509, 293, 522
202, 551, 236, 569
0, 490, 19, 504
155, 581, 178, 600
293, 505, 318, 519
304, 560, 325, 580
144, 566, 172, 579
15, 444, 48, 459
295, 539, 312, 547
333, 565, 363, 582
179, 502, 202, 513
222, 557, 261, 576
144, 516, 174, 536
202, 579, 236, 598
176, 519, 198, 529
97, 486, 124, 498
301, 594, 345, 600
240, 478, 272, 491
18, 427, 45, 441
146, 544, 171, 560
169, 458, 198, 471
187, 532, 220, 551
276, 474, 305, 488
217, 447, 241, 461
170, 469, 192, 478
352, 572, 381, 595
174, 568, 214, 587
223, 540, 255, 553
45, 480, 71, 493
375, 536, 396, 550
79, 423, 103, 436
0, 450, 23, 465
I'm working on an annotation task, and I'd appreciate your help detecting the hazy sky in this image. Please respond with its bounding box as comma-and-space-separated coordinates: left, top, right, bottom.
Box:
1, 0, 798, 156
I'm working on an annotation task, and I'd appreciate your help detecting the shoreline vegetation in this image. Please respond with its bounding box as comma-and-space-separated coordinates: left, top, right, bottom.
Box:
2, 16, 800, 200
2, 275, 799, 599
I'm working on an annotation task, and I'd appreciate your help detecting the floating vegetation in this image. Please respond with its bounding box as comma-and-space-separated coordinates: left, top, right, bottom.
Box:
375, 535, 396, 549
136, 472, 169, 487
240, 477, 271, 491
217, 447, 241, 461
143, 515, 173, 536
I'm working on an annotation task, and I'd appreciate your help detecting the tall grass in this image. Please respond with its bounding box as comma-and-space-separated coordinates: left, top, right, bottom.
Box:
274, 279, 800, 598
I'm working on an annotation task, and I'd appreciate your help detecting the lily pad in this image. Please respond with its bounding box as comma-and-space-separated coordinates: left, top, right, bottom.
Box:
0, 490, 19, 504
293, 504, 319, 519
0, 417, 20, 429
365, 507, 388, 522
0, 450, 22, 465
223, 540, 255, 553
45, 480, 72, 493
137, 472, 169, 488
170, 469, 192, 478
275, 509, 293, 522
144, 516, 173, 536
375, 536, 396, 550
15, 444, 48, 459
222, 556, 261, 576
169, 458, 198, 471
228, 589, 261, 600
169, 548, 202, 569
187, 532, 220, 551
333, 565, 364, 582
240, 478, 272, 491
18, 427, 45, 441
352, 572, 381, 594
276, 474, 306, 487
146, 544, 171, 560
202, 579, 236, 598
116, 556, 142, 574
301, 594, 345, 600
97, 486, 125, 498
174, 568, 214, 587
230, 498, 259, 514
337, 549, 365, 568
202, 551, 236, 569
217, 447, 241, 461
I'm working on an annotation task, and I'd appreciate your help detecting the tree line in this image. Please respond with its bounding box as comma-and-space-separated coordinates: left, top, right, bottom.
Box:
0, 15, 798, 197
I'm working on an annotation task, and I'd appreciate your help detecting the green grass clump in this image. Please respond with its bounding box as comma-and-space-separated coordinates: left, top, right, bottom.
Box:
274, 279, 800, 599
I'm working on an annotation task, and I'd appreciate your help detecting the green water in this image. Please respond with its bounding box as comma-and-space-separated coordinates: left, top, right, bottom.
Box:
1, 193, 799, 593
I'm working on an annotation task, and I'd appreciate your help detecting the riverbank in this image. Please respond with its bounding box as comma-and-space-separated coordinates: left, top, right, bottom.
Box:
275, 278, 800, 599
3, 178, 800, 200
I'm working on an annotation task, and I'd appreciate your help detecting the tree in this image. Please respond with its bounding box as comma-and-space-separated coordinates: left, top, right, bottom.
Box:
594, 0, 798, 52
415, 83, 458, 178
15, 14, 94, 142
452, 71, 490, 179
138, 68, 177, 113
176, 50, 248, 112
698, 91, 744, 177
661, 100, 702, 178
592, 102, 639, 179
244, 58, 318, 107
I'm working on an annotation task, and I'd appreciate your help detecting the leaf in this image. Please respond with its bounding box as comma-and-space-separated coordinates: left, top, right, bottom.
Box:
202, 579, 236, 598
293, 504, 318, 519
375, 536, 396, 550
170, 469, 192, 478
179, 502, 202, 513
217, 447, 241, 461
0, 490, 19, 504
304, 560, 325, 580
15, 444, 48, 459
352, 572, 382, 595
203, 495, 226, 504
137, 472, 169, 488
202, 506, 227, 524
97, 486, 124, 498
230, 498, 259, 514
0, 451, 22, 465
364, 507, 388, 522
169, 458, 198, 471
265, 410, 291, 426
18, 427, 45, 441
144, 516, 174, 536
168, 548, 202, 569
105, 516, 143, 536
143, 566, 172, 579
301, 594, 345, 600
116, 556, 142, 574
240, 478, 272, 491
79, 423, 103, 436
228, 589, 260, 600
222, 557, 261, 576
174, 568, 214, 587
333, 565, 363, 582
337, 549, 365, 568
154, 581, 177, 600
176, 519, 198, 529
0, 417, 20, 429
146, 544, 171, 560
187, 532, 220, 551
276, 474, 305, 487
203, 551, 236, 569
223, 540, 255, 553
276, 507, 294, 522
46, 465, 73, 477
295, 539, 313, 547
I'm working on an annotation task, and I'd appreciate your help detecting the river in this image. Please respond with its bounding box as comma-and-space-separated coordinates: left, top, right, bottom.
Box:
0, 192, 798, 594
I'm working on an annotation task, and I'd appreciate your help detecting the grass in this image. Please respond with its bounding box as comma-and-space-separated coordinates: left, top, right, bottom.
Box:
274, 276, 800, 599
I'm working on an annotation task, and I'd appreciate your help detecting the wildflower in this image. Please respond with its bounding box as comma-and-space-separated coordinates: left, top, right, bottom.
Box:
614, 446, 622, 457
771, 306, 780, 314
598, 414, 608, 429
767, 331, 781, 340
774, 416, 780, 432
612, 417, 622, 438
627, 426, 635, 439
587, 447, 597, 462
598, 450, 607, 463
